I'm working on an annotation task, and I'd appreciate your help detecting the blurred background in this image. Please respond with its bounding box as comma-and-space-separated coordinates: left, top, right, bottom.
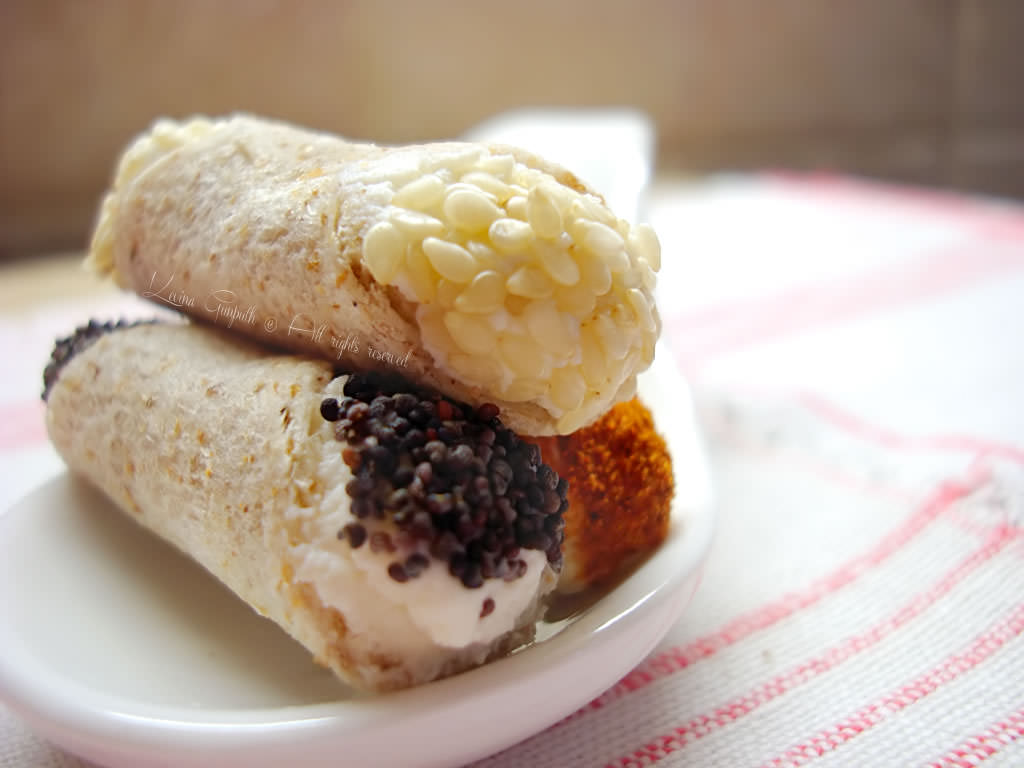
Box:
2, 0, 1022, 257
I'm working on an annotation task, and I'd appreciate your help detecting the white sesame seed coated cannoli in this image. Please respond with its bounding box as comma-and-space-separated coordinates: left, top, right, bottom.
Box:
42, 320, 565, 692
86, 114, 663, 436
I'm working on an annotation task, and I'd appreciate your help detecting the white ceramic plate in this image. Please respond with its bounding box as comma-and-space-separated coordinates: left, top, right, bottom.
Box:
0, 344, 714, 768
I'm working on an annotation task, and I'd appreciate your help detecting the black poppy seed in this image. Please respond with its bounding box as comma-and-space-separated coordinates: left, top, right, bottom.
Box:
394, 393, 417, 414
450, 444, 475, 469
460, 561, 483, 589
448, 552, 467, 577
476, 444, 493, 466
402, 428, 426, 448
340, 523, 367, 548
407, 407, 429, 426
480, 557, 496, 579
405, 552, 429, 577
436, 399, 454, 420
544, 513, 565, 536
319, 397, 342, 421
341, 447, 360, 469
472, 475, 491, 499
351, 497, 374, 519
542, 489, 562, 515
515, 517, 537, 537
410, 510, 433, 536
456, 514, 476, 540
482, 530, 500, 552
415, 462, 434, 487
388, 562, 409, 582
347, 401, 370, 422
496, 497, 516, 523
476, 403, 500, 421
407, 476, 427, 501
526, 484, 545, 509
537, 464, 557, 490
388, 488, 410, 509
369, 531, 395, 553
425, 493, 452, 515
525, 443, 541, 465
437, 425, 461, 443
525, 531, 553, 552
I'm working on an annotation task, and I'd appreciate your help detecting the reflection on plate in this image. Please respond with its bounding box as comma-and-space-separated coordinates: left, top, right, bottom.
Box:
0, 345, 713, 768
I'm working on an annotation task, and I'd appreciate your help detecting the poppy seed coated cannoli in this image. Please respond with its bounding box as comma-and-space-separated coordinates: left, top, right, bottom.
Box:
86, 114, 663, 436
43, 321, 565, 692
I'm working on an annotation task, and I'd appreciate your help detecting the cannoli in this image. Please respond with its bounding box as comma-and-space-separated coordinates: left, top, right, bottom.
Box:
86, 114, 663, 436
531, 398, 674, 593
43, 320, 566, 692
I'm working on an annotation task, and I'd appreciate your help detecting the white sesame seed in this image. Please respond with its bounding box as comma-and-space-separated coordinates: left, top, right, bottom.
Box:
499, 333, 547, 378
422, 237, 478, 283
549, 367, 586, 412
444, 187, 502, 233
628, 223, 662, 271
363, 221, 406, 284
525, 300, 575, 356
390, 209, 445, 239
404, 244, 438, 302
556, 283, 597, 319
462, 171, 514, 202
455, 270, 506, 314
526, 186, 563, 239
444, 311, 497, 355
505, 195, 529, 221
392, 174, 446, 209
489, 218, 535, 254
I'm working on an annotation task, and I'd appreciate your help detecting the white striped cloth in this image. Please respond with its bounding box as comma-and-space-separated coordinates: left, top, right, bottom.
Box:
1, 173, 1022, 767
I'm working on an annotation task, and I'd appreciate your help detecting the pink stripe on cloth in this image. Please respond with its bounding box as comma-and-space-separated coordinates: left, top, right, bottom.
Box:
925, 706, 1024, 768
759, 600, 1024, 768
0, 400, 46, 453
571, 478, 973, 723
667, 227, 1024, 371
799, 394, 1024, 468
604, 530, 1014, 768
767, 172, 1024, 232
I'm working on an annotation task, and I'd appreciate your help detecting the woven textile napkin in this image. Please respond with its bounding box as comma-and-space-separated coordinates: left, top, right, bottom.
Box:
2, 173, 1023, 767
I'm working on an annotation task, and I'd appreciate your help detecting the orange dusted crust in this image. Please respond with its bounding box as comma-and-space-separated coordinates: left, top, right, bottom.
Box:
530, 398, 673, 591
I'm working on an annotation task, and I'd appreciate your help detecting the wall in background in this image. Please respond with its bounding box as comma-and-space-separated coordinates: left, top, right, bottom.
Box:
2, 0, 1022, 255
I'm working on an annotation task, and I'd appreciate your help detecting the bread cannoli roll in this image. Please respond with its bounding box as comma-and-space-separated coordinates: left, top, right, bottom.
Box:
86, 115, 663, 436
43, 320, 565, 692
532, 398, 674, 593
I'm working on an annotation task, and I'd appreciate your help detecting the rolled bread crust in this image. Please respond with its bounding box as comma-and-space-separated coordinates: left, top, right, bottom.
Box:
87, 115, 598, 436
44, 322, 543, 691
